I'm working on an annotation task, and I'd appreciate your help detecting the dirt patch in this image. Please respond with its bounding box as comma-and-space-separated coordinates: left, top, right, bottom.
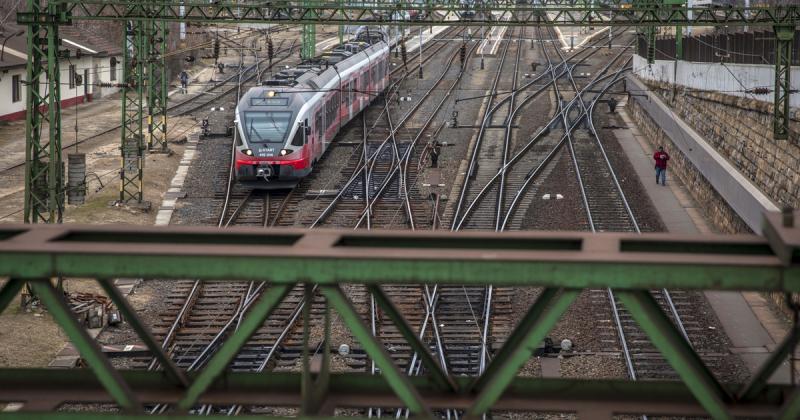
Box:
0, 281, 67, 368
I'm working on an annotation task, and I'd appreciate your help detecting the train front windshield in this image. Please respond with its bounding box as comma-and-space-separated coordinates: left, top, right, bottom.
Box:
243, 111, 292, 144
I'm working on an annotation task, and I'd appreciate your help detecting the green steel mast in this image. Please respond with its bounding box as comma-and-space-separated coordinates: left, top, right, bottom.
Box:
22, 0, 65, 224
120, 20, 146, 204
147, 3, 169, 152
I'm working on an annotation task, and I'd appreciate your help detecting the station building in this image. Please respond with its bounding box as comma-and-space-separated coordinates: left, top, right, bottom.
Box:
0, 23, 123, 122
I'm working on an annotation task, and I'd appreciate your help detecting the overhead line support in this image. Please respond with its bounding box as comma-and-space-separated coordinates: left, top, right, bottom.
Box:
147, 3, 169, 152
120, 20, 146, 204
773, 24, 794, 140
21, 0, 66, 224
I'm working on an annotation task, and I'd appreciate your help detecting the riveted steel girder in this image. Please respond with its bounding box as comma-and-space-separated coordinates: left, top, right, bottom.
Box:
39, 1, 800, 27
0, 212, 796, 288
0, 218, 796, 418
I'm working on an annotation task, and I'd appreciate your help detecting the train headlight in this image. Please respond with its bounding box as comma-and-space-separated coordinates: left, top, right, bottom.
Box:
280, 148, 292, 156
243, 149, 254, 156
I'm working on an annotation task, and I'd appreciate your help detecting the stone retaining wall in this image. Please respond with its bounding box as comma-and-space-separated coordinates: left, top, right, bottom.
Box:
627, 99, 751, 234
642, 81, 799, 210
628, 77, 797, 317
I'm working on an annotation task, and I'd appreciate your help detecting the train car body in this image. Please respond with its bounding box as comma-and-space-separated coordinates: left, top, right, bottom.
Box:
234, 29, 390, 187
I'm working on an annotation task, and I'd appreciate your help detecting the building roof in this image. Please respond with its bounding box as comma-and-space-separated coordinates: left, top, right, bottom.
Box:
0, 19, 122, 70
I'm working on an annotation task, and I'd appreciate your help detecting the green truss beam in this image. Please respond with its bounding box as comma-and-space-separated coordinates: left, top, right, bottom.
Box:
321, 285, 433, 417
29, 279, 142, 412
0, 218, 795, 418
21, 0, 64, 224
43, 2, 800, 27
467, 288, 579, 415
0, 214, 796, 289
367, 284, 456, 393
177, 283, 291, 410
98, 280, 188, 388
0, 369, 793, 416
120, 20, 146, 203
616, 290, 731, 419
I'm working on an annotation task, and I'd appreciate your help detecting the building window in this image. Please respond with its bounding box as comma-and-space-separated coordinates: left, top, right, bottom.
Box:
11, 75, 21, 103
110, 57, 117, 81
69, 65, 76, 89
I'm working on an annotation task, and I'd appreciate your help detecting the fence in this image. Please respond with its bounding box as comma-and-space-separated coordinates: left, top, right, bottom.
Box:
638, 29, 800, 65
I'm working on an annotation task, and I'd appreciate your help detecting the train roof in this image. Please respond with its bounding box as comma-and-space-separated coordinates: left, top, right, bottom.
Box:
260, 29, 386, 89
238, 30, 388, 115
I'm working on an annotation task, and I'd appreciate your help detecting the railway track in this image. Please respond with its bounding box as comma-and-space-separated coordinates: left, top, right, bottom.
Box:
285, 26, 469, 230
144, 47, 315, 415
143, 20, 722, 418
526, 25, 701, 390
146, 26, 474, 416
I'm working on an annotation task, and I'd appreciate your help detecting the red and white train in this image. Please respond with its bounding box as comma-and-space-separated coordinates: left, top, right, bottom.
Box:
234, 29, 390, 187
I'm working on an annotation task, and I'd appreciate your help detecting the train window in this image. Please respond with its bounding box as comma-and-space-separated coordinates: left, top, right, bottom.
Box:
315, 111, 322, 135
291, 125, 304, 146
250, 97, 288, 106
243, 111, 292, 143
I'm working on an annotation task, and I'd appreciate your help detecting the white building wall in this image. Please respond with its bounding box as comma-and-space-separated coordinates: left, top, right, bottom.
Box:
58, 55, 95, 103
92, 55, 123, 98
0, 67, 27, 119
632, 54, 800, 109
0, 54, 122, 120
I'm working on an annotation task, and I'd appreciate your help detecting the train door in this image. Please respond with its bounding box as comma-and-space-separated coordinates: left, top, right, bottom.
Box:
314, 109, 323, 158
347, 81, 353, 121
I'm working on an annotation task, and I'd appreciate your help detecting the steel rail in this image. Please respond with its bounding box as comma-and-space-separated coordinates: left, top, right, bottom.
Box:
392, 27, 517, 420
149, 53, 254, 414
343, 28, 468, 229
308, 27, 460, 228
454, 26, 631, 231
359, 27, 480, 420
310, 27, 469, 228
450, 27, 628, 230
497, 27, 634, 230
541, 26, 694, 405
353, 38, 480, 230
218, 29, 466, 416
493, 30, 523, 232
450, 29, 515, 231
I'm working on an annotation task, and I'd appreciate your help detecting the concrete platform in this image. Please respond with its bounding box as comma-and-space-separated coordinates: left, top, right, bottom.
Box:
614, 100, 792, 384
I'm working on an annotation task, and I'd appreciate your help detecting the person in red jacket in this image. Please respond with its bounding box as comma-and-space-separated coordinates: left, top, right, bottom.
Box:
653, 146, 670, 186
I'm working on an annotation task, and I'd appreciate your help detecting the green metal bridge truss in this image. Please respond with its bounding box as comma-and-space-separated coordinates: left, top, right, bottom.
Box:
0, 211, 797, 418
16, 1, 798, 224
